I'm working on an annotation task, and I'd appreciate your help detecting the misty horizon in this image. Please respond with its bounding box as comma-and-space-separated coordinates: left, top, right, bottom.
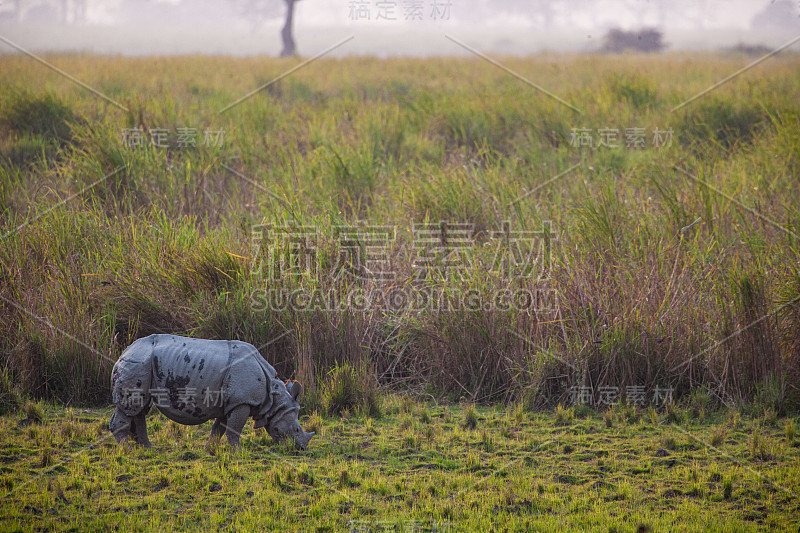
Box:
1, 0, 799, 56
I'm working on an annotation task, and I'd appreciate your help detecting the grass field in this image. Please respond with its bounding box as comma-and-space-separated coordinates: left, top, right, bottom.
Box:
1, 51, 800, 530
1, 397, 799, 531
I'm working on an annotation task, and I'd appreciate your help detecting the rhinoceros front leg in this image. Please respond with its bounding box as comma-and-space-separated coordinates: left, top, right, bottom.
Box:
224, 405, 250, 450
110, 408, 132, 444
131, 409, 152, 448
110, 407, 151, 448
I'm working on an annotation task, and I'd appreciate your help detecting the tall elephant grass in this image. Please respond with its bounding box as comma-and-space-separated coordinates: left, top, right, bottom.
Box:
1, 52, 799, 410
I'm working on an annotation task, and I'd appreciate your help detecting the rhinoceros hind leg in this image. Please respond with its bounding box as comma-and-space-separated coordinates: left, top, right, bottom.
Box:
206, 416, 227, 449
224, 405, 250, 450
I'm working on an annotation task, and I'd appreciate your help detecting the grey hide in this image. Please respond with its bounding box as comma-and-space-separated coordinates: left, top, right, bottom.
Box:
109, 334, 314, 450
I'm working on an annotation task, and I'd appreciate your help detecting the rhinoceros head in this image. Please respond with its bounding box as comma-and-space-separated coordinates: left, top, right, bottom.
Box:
258, 381, 315, 450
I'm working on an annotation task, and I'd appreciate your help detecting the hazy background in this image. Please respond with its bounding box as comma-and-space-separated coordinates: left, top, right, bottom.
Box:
0, 0, 799, 56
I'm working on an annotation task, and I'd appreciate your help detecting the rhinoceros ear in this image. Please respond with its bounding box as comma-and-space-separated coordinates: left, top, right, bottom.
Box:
290, 382, 302, 400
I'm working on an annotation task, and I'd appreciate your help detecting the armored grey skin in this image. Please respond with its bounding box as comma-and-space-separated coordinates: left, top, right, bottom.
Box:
109, 334, 314, 450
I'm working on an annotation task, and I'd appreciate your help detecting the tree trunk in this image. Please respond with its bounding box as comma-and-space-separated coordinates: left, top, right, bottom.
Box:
280, 0, 297, 57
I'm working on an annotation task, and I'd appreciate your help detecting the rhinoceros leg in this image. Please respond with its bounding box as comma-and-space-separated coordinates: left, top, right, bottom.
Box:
109, 406, 151, 447
131, 409, 152, 448
224, 404, 250, 450
206, 416, 227, 449
110, 408, 132, 444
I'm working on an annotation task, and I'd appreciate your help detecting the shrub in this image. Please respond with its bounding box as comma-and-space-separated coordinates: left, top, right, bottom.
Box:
601, 28, 665, 53
677, 99, 766, 151
0, 91, 76, 143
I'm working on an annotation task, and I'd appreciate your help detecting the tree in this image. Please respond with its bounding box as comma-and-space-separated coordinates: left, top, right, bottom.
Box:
280, 0, 297, 57
231, 0, 301, 57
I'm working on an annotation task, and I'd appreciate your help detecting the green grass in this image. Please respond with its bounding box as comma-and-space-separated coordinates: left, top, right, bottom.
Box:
1, 52, 799, 407
0, 397, 799, 531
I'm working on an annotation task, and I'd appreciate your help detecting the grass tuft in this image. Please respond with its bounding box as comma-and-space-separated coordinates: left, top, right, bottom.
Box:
24, 401, 44, 423
0, 91, 76, 143
318, 364, 381, 418
462, 404, 478, 430
785, 419, 796, 444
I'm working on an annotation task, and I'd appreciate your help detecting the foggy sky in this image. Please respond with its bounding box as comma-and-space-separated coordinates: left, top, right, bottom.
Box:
0, 0, 798, 56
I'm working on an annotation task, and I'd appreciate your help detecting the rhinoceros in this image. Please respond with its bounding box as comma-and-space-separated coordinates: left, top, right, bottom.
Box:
109, 334, 314, 450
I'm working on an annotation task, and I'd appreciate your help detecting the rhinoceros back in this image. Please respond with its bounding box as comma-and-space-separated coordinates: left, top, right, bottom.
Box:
147, 335, 236, 424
